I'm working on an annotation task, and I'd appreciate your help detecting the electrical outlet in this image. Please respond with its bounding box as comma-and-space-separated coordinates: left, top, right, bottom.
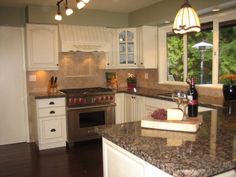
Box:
29, 74, 37, 82
144, 73, 149, 79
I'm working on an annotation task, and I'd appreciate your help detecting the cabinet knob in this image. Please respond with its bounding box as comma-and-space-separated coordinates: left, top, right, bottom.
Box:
49, 110, 55, 114
107, 63, 110, 66
134, 63, 136, 65
141, 62, 143, 65
50, 128, 56, 132
49, 101, 55, 105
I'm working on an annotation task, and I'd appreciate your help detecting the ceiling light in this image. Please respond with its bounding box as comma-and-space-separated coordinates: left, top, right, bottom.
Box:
55, 14, 62, 21
55, 2, 62, 21
212, 8, 220, 12
173, 0, 201, 34
164, 20, 171, 24
55, 0, 90, 21
65, 0, 73, 16
82, 0, 90, 3
77, 1, 85, 9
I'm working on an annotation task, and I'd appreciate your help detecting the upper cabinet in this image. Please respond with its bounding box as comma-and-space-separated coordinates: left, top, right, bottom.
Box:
137, 26, 157, 69
107, 26, 157, 69
26, 24, 59, 71
117, 28, 137, 68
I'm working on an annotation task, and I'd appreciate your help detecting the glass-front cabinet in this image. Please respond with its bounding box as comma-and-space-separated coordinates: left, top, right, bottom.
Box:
117, 28, 137, 67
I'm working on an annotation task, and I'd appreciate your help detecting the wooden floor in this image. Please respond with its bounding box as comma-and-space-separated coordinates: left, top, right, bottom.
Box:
0, 139, 103, 177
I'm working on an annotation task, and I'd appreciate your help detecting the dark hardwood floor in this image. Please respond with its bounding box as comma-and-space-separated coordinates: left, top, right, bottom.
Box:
0, 139, 103, 177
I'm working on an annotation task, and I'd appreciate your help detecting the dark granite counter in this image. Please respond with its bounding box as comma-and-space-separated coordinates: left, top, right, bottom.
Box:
30, 91, 65, 99
96, 109, 236, 177
115, 87, 225, 108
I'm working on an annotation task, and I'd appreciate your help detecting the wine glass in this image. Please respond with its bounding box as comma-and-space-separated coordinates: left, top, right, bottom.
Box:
180, 92, 189, 120
171, 91, 182, 108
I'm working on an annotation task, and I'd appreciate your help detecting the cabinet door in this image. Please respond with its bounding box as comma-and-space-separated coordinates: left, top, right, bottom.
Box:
103, 138, 145, 177
117, 28, 137, 68
105, 28, 117, 69
115, 94, 125, 124
137, 26, 157, 69
124, 94, 133, 122
39, 117, 66, 144
26, 24, 58, 70
133, 96, 144, 121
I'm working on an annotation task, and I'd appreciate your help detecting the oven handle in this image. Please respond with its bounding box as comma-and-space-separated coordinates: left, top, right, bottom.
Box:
66, 103, 116, 110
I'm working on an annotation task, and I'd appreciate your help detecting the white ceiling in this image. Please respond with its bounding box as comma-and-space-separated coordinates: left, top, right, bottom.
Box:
0, 0, 164, 13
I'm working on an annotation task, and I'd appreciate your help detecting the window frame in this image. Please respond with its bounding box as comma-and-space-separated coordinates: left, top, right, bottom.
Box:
158, 9, 236, 87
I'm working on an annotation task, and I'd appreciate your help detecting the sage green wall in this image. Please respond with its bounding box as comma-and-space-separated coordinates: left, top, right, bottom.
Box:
0, 6, 25, 26
27, 5, 128, 27
128, 0, 236, 26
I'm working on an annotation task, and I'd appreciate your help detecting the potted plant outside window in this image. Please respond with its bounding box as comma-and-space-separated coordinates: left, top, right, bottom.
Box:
220, 74, 236, 101
127, 73, 137, 89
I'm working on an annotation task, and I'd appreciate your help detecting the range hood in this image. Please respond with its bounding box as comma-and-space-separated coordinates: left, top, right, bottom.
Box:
59, 25, 111, 52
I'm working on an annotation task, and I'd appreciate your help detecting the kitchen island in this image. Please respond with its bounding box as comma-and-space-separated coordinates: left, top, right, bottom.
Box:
96, 106, 236, 177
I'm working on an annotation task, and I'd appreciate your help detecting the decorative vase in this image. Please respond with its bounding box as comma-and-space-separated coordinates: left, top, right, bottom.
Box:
127, 82, 136, 89
223, 84, 236, 101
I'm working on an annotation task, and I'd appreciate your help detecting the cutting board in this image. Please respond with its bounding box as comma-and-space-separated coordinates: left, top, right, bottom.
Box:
141, 115, 203, 133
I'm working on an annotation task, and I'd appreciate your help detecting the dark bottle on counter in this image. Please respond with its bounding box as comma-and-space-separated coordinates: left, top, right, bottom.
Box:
188, 78, 198, 117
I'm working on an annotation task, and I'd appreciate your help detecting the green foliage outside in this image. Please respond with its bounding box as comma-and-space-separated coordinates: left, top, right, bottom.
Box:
219, 25, 236, 80
167, 23, 236, 84
167, 35, 183, 81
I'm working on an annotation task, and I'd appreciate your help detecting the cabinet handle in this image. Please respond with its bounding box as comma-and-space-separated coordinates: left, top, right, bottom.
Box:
50, 128, 56, 132
107, 63, 110, 65
49, 110, 55, 114
140, 62, 143, 65
49, 101, 55, 105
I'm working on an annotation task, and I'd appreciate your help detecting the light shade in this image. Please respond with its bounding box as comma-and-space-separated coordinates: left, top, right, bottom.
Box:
55, 14, 62, 21
65, 8, 73, 16
77, 1, 85, 9
173, 0, 201, 34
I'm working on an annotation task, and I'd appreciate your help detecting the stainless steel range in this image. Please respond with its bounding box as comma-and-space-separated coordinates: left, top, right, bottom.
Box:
60, 87, 115, 146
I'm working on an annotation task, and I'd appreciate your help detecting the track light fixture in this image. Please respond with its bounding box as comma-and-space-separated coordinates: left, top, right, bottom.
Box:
55, 0, 90, 21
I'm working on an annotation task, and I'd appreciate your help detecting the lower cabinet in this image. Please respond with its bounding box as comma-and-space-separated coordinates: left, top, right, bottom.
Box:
115, 93, 125, 124
34, 97, 67, 150
115, 93, 212, 123
103, 138, 172, 177
124, 94, 144, 122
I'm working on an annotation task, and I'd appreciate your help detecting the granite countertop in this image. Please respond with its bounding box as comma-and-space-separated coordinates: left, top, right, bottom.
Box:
96, 109, 236, 177
30, 91, 65, 99
115, 87, 225, 108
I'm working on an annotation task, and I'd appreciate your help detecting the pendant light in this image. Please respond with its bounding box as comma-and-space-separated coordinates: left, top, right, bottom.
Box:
173, 0, 201, 34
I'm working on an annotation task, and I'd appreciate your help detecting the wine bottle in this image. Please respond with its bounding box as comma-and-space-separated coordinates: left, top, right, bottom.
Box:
188, 78, 198, 117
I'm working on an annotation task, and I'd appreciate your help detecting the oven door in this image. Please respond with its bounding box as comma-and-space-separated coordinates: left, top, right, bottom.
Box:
67, 104, 115, 143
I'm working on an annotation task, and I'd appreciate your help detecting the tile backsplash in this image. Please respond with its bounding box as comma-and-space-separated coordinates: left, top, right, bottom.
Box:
27, 52, 223, 98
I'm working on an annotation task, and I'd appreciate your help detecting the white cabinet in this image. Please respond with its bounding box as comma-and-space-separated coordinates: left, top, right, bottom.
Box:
137, 26, 157, 68
117, 28, 137, 68
103, 138, 172, 177
115, 93, 125, 124
35, 97, 66, 150
26, 24, 59, 71
124, 94, 144, 122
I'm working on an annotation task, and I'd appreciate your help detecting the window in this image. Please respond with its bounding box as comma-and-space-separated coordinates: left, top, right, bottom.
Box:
219, 20, 236, 83
159, 10, 236, 85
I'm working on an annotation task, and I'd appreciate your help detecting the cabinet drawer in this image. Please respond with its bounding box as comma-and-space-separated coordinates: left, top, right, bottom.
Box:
38, 107, 65, 117
37, 98, 65, 108
39, 118, 66, 143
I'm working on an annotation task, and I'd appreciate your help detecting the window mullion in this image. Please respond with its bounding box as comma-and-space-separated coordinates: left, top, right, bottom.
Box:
183, 34, 188, 82
212, 19, 219, 85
